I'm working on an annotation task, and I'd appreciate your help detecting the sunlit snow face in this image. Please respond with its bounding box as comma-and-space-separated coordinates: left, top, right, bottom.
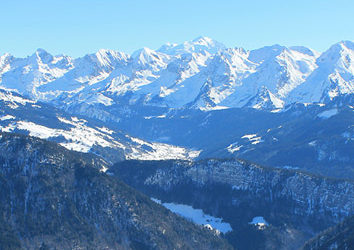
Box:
0, 39, 353, 111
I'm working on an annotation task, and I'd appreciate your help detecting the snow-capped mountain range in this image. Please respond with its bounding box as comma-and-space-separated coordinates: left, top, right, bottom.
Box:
0, 37, 353, 111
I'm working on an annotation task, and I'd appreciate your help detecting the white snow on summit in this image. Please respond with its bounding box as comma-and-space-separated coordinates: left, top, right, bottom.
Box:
288, 41, 354, 104
0, 38, 353, 112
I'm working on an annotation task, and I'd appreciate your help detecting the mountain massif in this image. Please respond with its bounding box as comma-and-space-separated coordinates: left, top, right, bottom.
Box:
0, 37, 353, 111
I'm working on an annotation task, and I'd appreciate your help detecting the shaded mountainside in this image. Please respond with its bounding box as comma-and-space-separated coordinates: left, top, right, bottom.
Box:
212, 102, 354, 179
303, 216, 354, 250
0, 132, 231, 250
111, 159, 354, 249
110, 100, 354, 179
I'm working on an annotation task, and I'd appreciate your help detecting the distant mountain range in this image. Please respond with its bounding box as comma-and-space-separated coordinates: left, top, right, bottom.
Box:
0, 37, 353, 111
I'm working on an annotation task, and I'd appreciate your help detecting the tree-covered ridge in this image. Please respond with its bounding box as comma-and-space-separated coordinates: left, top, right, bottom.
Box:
303, 216, 354, 250
0, 132, 232, 249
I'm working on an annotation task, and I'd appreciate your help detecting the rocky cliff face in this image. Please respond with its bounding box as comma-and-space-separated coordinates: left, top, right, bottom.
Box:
112, 159, 354, 249
0, 132, 231, 250
114, 159, 354, 219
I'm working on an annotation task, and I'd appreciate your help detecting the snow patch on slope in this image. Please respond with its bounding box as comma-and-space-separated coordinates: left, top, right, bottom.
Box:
227, 143, 243, 153
249, 216, 269, 230
0, 88, 35, 108
127, 136, 201, 160
241, 134, 263, 144
317, 109, 338, 119
0, 115, 199, 161
0, 119, 122, 152
0, 115, 15, 121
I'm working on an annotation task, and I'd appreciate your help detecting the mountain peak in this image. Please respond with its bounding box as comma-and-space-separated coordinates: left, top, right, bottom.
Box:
132, 47, 156, 58
95, 49, 129, 66
131, 47, 169, 69
317, 40, 354, 67
157, 37, 226, 56
192, 36, 215, 45
324, 40, 354, 55
249, 44, 287, 63
289, 46, 319, 57
338, 40, 354, 50
0, 53, 13, 68
96, 48, 128, 57
288, 40, 354, 104
32, 48, 53, 64
36, 48, 48, 53
1, 52, 13, 59
189, 36, 226, 51
157, 42, 178, 54
97, 48, 114, 55
35, 48, 51, 56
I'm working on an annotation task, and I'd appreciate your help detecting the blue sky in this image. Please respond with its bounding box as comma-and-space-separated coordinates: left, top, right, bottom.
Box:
1, 0, 353, 57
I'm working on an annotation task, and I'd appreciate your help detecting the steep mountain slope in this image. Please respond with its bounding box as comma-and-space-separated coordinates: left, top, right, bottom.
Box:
289, 41, 354, 104
303, 216, 354, 250
0, 88, 199, 163
111, 158, 354, 249
222, 45, 318, 109
0, 132, 231, 250
0, 49, 74, 99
